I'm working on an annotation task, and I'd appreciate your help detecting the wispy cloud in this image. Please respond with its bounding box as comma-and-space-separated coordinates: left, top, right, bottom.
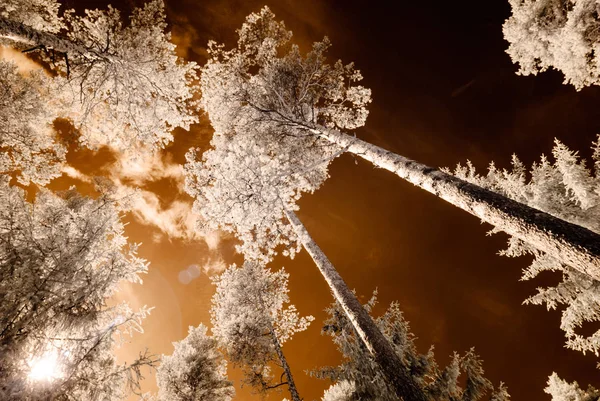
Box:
62, 149, 220, 249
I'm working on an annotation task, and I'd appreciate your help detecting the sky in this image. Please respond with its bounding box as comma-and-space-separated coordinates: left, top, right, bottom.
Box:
12, 0, 600, 399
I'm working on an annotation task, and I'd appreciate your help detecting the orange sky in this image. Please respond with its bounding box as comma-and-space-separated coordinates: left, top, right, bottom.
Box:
8, 0, 600, 400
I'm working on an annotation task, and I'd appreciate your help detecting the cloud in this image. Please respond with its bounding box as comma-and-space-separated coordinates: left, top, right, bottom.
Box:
61, 166, 93, 183
61, 149, 211, 244
0, 46, 43, 72
203, 230, 221, 251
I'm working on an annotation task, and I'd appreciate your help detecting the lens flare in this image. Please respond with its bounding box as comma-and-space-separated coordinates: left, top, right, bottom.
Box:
28, 352, 61, 382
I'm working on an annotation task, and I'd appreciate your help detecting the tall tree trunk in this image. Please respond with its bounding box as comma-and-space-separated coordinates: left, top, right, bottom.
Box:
302, 124, 600, 282
0, 17, 114, 62
284, 209, 428, 401
268, 324, 302, 401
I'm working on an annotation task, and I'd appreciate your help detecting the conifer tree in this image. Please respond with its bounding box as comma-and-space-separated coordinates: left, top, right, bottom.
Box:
314, 293, 510, 401
198, 5, 600, 287
156, 324, 234, 401
210, 262, 312, 401
0, 178, 156, 400
503, 0, 600, 90
0, 0, 199, 152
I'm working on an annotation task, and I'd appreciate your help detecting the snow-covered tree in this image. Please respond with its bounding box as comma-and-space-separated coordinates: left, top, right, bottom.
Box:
156, 324, 234, 401
0, 178, 156, 400
198, 5, 600, 290
0, 0, 62, 32
503, 0, 600, 90
184, 132, 429, 401
0, 0, 199, 151
448, 137, 600, 356
210, 262, 313, 401
448, 138, 600, 401
0, 60, 65, 185
313, 293, 510, 401
545, 373, 600, 401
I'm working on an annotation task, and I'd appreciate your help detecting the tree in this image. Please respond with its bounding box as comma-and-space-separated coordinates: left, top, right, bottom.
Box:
210, 262, 313, 401
545, 373, 600, 401
503, 0, 600, 90
0, 0, 199, 152
184, 131, 429, 401
199, 6, 600, 289
313, 293, 510, 401
0, 178, 156, 400
156, 324, 234, 401
0, 60, 65, 185
0, 0, 62, 32
448, 138, 600, 356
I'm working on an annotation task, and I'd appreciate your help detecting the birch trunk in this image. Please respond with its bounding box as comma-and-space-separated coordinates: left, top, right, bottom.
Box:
0, 17, 114, 62
269, 324, 302, 401
304, 125, 600, 282
284, 209, 427, 401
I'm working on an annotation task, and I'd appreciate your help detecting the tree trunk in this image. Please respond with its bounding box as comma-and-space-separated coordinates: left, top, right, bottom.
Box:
0, 17, 114, 62
268, 324, 302, 401
284, 209, 428, 401
304, 125, 600, 282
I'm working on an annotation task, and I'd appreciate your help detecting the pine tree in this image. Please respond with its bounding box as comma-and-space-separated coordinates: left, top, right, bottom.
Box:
0, 60, 65, 185
503, 0, 600, 90
184, 132, 429, 401
156, 324, 235, 401
0, 0, 199, 152
0, 178, 156, 400
545, 373, 600, 401
0, 0, 62, 32
210, 262, 312, 401
449, 138, 600, 355
198, 5, 600, 286
449, 138, 600, 400
314, 293, 510, 401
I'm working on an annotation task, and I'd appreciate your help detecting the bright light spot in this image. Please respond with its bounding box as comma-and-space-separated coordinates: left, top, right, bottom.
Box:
28, 352, 61, 382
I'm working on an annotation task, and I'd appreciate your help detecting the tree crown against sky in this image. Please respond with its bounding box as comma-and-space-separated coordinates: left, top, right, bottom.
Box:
1, 0, 62, 32
313, 293, 510, 401
448, 137, 600, 357
0, 0, 200, 153
156, 324, 235, 401
210, 262, 313, 398
504, 0, 600, 89
0, 60, 65, 185
186, 6, 372, 261
0, 178, 155, 400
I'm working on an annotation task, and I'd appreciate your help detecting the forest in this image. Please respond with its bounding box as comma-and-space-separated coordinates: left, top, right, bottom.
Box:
1, 0, 600, 400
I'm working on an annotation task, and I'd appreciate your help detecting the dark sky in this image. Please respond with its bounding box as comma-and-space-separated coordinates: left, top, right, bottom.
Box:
51, 0, 600, 399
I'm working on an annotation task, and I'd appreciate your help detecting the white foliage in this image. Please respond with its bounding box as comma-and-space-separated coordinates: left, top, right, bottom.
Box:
322, 381, 356, 401
184, 132, 329, 262
0, 178, 154, 400
0, 60, 65, 185
55, 0, 199, 151
450, 137, 600, 356
0, 0, 62, 32
545, 372, 600, 401
210, 262, 313, 394
314, 294, 508, 401
156, 324, 234, 401
201, 6, 371, 136
186, 6, 371, 261
2, 0, 199, 153
504, 0, 600, 89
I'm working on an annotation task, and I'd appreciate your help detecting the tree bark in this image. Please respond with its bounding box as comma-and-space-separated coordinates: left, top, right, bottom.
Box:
304, 125, 600, 282
269, 324, 302, 401
284, 209, 428, 401
0, 17, 114, 62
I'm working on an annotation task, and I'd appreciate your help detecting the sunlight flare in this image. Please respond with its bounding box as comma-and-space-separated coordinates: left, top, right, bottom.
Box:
28, 352, 61, 382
